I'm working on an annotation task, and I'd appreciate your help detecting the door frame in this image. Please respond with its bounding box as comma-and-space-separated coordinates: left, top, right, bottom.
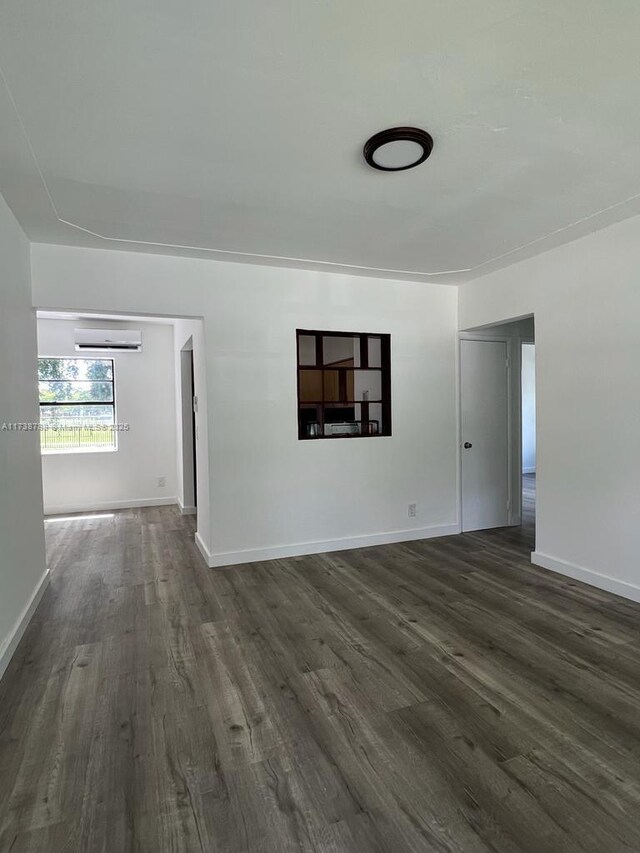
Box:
458, 332, 521, 530
179, 338, 197, 516
520, 341, 536, 476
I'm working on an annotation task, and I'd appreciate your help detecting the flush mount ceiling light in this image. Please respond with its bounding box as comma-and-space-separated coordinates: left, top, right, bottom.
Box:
363, 126, 434, 172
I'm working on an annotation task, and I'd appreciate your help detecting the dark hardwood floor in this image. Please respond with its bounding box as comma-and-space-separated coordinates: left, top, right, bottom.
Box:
2, 476, 640, 852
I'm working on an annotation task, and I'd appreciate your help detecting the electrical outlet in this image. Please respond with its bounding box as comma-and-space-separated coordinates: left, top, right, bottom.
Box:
408, 503, 417, 518
157, 476, 166, 488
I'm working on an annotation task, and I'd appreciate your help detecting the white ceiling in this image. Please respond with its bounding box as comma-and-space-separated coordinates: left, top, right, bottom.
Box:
2, 1, 640, 283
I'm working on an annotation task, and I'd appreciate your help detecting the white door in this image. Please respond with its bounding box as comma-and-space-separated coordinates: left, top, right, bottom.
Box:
461, 339, 509, 532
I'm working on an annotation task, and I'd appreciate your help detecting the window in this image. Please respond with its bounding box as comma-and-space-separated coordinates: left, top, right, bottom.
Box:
296, 330, 391, 439
38, 358, 116, 453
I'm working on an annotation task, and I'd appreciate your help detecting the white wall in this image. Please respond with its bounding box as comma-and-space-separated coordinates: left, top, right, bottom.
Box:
31, 244, 459, 566
0, 195, 47, 680
459, 214, 640, 601
38, 318, 178, 513
521, 344, 536, 474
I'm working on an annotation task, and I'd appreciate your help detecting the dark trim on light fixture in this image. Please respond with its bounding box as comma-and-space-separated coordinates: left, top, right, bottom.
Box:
363, 126, 434, 172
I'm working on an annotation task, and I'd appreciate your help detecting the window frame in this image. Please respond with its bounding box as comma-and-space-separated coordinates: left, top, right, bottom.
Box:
38, 356, 117, 455
296, 329, 391, 440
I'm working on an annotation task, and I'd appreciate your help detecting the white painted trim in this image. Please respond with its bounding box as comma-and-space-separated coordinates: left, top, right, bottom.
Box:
194, 531, 212, 565
522, 466, 536, 474
199, 523, 461, 569
531, 551, 640, 604
0, 569, 51, 682
454, 327, 463, 536
178, 503, 197, 516
44, 496, 177, 515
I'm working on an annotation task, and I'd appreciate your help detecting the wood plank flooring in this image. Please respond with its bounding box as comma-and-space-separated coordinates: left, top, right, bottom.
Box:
2, 478, 640, 851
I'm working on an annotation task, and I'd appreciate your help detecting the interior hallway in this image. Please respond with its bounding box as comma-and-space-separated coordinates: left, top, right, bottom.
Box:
522, 472, 535, 535
2, 498, 640, 852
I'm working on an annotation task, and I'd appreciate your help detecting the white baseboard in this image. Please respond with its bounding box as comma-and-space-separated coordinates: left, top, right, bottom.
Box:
178, 502, 197, 516
197, 523, 461, 569
532, 551, 640, 604
194, 531, 212, 565
523, 467, 536, 475
44, 496, 177, 515
0, 569, 51, 683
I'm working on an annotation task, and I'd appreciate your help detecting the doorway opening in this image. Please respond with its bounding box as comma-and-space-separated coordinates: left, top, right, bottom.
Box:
459, 316, 536, 551
521, 340, 536, 546
179, 339, 197, 515
35, 310, 209, 555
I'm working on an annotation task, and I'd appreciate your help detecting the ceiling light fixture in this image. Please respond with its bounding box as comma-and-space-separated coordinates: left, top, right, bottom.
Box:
363, 127, 434, 172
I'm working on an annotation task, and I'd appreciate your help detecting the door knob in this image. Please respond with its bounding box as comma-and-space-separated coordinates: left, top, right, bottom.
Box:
463, 442, 473, 449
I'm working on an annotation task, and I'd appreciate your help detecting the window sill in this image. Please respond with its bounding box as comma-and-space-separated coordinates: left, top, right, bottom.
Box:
299, 433, 391, 441
41, 447, 118, 456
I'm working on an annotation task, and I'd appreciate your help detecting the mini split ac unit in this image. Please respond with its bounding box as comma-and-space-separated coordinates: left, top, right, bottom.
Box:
74, 329, 142, 352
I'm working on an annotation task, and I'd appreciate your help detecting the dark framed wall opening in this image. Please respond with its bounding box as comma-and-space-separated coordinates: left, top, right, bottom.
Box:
296, 330, 391, 439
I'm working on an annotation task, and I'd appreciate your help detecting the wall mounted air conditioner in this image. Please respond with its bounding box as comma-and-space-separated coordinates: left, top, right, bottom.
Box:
74, 328, 142, 352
